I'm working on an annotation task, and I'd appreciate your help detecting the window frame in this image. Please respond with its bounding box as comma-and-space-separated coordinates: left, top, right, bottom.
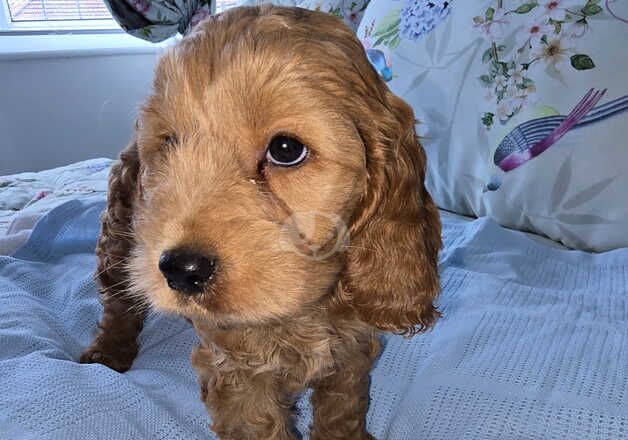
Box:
0, 0, 230, 34
0, 0, 121, 33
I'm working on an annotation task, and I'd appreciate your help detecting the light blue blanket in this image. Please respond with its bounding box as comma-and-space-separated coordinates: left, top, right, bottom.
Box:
1, 197, 627, 439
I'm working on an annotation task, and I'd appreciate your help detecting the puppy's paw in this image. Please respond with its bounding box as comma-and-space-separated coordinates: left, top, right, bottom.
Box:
311, 431, 375, 440
80, 338, 138, 373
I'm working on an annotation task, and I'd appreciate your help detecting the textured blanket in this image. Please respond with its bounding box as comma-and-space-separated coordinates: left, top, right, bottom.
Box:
1, 198, 627, 439
0, 159, 112, 255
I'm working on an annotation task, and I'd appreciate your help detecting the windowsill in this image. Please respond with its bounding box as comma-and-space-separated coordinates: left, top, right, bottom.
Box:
0, 31, 177, 61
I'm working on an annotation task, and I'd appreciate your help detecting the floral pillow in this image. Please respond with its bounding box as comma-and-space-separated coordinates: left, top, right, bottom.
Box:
236, 0, 371, 30
359, 0, 628, 251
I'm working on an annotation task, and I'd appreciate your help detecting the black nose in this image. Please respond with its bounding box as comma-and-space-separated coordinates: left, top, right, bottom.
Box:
158, 248, 217, 294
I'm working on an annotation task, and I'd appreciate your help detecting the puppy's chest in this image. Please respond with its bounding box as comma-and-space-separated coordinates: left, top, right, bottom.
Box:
194, 318, 348, 385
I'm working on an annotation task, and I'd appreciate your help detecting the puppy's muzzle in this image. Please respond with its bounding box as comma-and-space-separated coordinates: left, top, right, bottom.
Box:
158, 248, 217, 294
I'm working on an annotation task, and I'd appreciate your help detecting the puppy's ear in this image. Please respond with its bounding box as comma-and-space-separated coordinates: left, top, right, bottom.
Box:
81, 136, 144, 372
342, 91, 441, 336
96, 136, 140, 299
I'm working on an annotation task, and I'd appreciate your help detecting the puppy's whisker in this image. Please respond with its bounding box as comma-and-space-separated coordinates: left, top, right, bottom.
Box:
101, 280, 131, 293
104, 287, 148, 302
110, 230, 135, 239
93, 256, 132, 279
98, 250, 132, 257
125, 303, 148, 315
123, 295, 152, 315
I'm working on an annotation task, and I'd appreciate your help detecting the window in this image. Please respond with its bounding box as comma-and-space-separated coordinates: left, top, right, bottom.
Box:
0, 0, 117, 31
7, 0, 111, 22
0, 0, 237, 32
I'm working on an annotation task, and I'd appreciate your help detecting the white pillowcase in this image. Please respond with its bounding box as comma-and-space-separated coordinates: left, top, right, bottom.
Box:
359, 0, 628, 251
236, 0, 371, 30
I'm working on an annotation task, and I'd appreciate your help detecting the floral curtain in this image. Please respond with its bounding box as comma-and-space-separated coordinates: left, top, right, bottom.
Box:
104, 0, 370, 43
105, 0, 213, 42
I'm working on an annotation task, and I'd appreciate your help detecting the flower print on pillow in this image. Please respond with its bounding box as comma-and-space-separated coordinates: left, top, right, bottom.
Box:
399, 0, 453, 41
297, 0, 371, 30
476, 0, 603, 130
360, 1, 453, 82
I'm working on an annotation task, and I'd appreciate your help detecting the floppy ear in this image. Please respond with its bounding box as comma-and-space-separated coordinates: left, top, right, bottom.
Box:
80, 135, 144, 372
96, 137, 140, 292
341, 90, 441, 336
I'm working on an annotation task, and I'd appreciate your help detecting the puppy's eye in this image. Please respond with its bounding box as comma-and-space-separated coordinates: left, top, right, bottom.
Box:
265, 136, 308, 167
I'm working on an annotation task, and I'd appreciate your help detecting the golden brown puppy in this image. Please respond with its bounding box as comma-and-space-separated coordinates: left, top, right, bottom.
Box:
80, 5, 441, 439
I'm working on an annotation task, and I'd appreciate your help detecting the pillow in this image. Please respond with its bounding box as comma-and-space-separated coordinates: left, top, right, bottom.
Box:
358, 0, 628, 251
236, 0, 371, 30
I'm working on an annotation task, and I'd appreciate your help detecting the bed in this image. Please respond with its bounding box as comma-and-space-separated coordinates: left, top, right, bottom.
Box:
1, 160, 627, 439
0, 159, 112, 255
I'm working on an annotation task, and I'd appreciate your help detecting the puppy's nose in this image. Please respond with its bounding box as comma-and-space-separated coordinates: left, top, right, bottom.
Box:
158, 248, 217, 294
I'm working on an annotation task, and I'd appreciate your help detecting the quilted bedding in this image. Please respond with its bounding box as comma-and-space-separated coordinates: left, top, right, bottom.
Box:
0, 159, 112, 255
1, 189, 627, 439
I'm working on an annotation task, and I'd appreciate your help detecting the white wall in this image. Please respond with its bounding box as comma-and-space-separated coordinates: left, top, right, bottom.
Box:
0, 35, 167, 175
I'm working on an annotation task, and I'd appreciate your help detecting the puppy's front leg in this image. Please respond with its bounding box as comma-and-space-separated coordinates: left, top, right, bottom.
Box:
310, 332, 380, 440
80, 281, 145, 372
193, 347, 298, 440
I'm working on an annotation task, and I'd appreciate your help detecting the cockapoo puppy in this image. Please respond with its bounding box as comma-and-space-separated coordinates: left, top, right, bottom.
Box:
81, 5, 441, 439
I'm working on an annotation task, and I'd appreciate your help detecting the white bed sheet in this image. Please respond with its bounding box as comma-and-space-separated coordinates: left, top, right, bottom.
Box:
1, 197, 626, 439
0, 158, 111, 254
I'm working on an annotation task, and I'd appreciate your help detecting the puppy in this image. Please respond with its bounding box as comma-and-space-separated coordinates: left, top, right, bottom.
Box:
81, 5, 441, 439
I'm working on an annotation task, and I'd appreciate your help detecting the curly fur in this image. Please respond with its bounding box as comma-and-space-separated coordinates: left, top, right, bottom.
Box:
81, 5, 441, 439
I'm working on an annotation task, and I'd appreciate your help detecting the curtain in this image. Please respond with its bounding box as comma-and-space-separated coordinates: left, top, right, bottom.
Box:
105, 0, 213, 42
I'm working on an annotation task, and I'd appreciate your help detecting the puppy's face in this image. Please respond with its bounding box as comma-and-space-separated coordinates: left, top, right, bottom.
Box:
128, 6, 441, 334
129, 7, 369, 326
